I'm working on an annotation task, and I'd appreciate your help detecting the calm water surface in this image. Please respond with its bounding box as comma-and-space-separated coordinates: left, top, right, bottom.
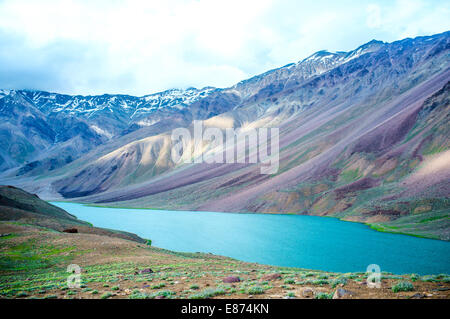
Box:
53, 202, 450, 275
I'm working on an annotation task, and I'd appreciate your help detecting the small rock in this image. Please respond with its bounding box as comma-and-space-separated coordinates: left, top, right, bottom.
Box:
63, 228, 78, 233
248, 295, 253, 298
433, 287, 450, 292
261, 273, 282, 281
410, 293, 426, 299
143, 285, 150, 288
333, 288, 355, 299
223, 276, 241, 283
138, 268, 154, 274
155, 295, 165, 299
300, 287, 315, 298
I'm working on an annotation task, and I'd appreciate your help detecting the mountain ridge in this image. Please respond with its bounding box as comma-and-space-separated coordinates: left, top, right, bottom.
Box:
0, 31, 449, 240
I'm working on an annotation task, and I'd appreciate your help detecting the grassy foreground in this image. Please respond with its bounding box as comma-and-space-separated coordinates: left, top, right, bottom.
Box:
1, 221, 449, 299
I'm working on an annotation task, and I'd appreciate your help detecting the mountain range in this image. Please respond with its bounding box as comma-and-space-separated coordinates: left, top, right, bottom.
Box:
1, 31, 449, 240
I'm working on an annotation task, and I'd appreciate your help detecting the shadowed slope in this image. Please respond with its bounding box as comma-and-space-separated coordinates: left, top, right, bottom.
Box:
0, 185, 146, 243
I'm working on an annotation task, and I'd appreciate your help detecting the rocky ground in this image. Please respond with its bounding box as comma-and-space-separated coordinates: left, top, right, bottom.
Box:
1, 222, 449, 300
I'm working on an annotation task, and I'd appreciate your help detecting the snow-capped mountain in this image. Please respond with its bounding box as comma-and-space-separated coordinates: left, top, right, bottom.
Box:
0, 37, 385, 132
0, 32, 448, 182
0, 86, 217, 171
18, 86, 216, 120
231, 39, 386, 100
0, 31, 449, 240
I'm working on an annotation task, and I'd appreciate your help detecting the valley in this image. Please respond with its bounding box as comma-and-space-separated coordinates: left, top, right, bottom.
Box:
1, 32, 448, 241
0, 186, 449, 299
52, 202, 450, 275
1, 0, 449, 304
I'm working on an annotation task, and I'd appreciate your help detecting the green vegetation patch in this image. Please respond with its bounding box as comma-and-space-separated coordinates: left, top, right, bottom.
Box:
0, 233, 19, 240
101, 292, 113, 299
391, 281, 414, 293
331, 277, 348, 288
315, 292, 333, 299
247, 286, 265, 295
0, 238, 76, 271
339, 169, 361, 184
189, 288, 226, 299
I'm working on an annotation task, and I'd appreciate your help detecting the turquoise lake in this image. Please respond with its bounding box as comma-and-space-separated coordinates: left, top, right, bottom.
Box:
53, 202, 450, 275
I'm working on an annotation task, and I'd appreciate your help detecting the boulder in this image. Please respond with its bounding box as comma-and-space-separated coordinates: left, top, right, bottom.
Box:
63, 228, 78, 233
333, 288, 355, 299
261, 273, 282, 281
138, 268, 154, 274
300, 287, 315, 298
223, 276, 241, 283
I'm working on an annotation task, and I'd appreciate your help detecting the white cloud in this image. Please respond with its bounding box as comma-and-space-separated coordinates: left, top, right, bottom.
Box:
365, 0, 450, 38
0, 0, 448, 95
366, 4, 382, 28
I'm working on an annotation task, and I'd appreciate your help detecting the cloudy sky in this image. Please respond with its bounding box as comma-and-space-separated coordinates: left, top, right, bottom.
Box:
0, 0, 449, 96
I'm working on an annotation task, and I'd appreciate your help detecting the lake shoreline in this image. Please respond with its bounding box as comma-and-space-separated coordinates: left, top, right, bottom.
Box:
49, 200, 447, 242
3, 219, 449, 299
51, 202, 450, 275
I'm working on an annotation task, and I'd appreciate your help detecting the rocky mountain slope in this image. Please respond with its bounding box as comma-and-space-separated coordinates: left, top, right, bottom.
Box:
0, 185, 146, 243
0, 86, 216, 171
0, 31, 449, 239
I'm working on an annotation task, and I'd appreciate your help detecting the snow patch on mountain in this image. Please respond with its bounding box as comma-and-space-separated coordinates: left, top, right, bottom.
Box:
0, 87, 216, 122
90, 125, 113, 138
